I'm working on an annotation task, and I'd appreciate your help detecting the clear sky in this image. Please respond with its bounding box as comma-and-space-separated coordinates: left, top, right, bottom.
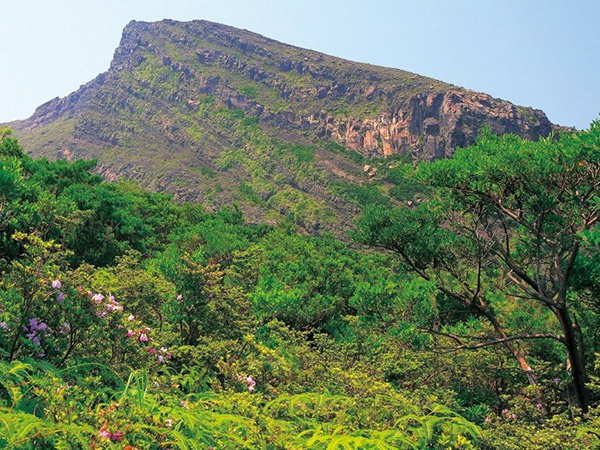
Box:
1, 0, 598, 129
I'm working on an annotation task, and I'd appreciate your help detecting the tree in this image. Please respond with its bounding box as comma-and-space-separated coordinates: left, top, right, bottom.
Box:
356, 123, 600, 412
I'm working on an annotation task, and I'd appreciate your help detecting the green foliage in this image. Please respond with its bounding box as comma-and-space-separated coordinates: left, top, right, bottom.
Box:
357, 124, 600, 412
1, 126, 600, 448
238, 83, 259, 99
331, 181, 391, 207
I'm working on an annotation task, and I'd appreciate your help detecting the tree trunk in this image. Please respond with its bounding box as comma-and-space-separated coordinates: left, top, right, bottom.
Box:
479, 305, 540, 386
556, 306, 589, 412
478, 305, 549, 414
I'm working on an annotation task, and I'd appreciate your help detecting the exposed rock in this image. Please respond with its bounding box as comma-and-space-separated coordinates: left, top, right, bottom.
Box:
325, 90, 554, 159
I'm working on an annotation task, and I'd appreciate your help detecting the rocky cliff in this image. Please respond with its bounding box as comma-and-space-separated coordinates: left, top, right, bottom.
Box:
6, 19, 559, 233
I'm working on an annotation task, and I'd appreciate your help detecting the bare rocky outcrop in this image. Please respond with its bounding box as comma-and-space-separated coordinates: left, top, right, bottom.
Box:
323, 90, 555, 159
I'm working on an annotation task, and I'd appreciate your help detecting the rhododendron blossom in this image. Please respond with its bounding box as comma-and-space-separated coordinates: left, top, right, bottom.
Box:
52, 279, 62, 290
237, 375, 256, 392
98, 428, 111, 440
29, 318, 39, 330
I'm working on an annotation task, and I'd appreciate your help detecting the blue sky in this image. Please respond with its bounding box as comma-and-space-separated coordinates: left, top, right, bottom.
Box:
1, 0, 598, 128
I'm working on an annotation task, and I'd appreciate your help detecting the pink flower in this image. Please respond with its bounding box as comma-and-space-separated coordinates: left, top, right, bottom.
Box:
127, 314, 135, 321
111, 430, 124, 442
52, 279, 62, 290
237, 375, 257, 392
113, 304, 123, 311
177, 294, 183, 300
98, 429, 111, 440
127, 329, 134, 337
501, 409, 509, 415
92, 293, 104, 303
158, 355, 165, 364
139, 333, 148, 342
536, 403, 544, 410
149, 348, 156, 355
0, 322, 7, 330
56, 291, 64, 302
484, 417, 492, 424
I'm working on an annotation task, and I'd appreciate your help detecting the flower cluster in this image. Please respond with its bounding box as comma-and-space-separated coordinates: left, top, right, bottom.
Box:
237, 375, 256, 393
127, 326, 152, 343
89, 292, 123, 318
148, 346, 172, 364
52, 279, 64, 302
24, 318, 53, 358
501, 409, 517, 420
98, 423, 124, 442
25, 318, 50, 347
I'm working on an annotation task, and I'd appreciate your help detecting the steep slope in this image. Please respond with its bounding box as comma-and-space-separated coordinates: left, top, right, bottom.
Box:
8, 19, 557, 233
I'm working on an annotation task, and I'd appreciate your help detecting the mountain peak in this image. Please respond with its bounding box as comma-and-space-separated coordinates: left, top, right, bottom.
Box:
7, 19, 558, 234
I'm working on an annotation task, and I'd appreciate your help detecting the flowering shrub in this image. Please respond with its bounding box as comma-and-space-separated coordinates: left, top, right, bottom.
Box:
2, 128, 600, 448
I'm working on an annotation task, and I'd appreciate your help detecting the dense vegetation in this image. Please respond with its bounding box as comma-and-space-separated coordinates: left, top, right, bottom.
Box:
1, 121, 600, 449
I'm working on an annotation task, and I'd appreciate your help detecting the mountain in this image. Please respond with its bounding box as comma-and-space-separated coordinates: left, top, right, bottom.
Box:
7, 19, 558, 233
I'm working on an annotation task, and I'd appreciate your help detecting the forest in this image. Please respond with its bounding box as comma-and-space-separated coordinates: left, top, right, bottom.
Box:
1, 121, 600, 449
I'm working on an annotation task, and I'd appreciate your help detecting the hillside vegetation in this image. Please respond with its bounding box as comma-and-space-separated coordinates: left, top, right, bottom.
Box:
0, 121, 600, 448
8, 20, 556, 237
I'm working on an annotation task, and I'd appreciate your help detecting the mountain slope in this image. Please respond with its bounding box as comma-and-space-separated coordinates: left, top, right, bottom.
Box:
7, 19, 558, 233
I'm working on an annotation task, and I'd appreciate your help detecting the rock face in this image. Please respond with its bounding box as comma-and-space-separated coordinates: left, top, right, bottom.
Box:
326, 90, 554, 159
4, 19, 560, 234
